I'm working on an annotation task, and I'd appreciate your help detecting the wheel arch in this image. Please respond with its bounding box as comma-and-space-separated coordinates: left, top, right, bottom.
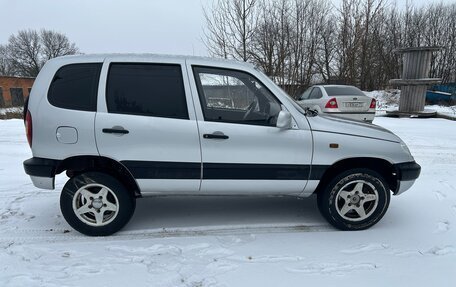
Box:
313, 157, 397, 194
55, 155, 141, 197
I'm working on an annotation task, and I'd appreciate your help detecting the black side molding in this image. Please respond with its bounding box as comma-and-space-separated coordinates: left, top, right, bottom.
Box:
394, 161, 421, 181
23, 157, 61, 177
122, 161, 201, 179
121, 160, 328, 180
203, 163, 311, 180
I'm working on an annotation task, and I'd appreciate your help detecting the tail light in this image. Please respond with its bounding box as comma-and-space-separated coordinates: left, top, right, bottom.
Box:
25, 111, 32, 148
325, 98, 338, 109
369, 98, 376, 109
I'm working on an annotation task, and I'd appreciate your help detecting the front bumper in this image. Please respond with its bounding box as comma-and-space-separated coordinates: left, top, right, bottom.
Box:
393, 161, 421, 195
23, 157, 61, 190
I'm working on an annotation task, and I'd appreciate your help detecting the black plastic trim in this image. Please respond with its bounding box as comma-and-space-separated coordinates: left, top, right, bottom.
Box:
122, 161, 201, 179
203, 163, 311, 180
394, 161, 421, 181
25, 157, 331, 181
122, 160, 329, 180
309, 165, 329, 180
23, 157, 61, 177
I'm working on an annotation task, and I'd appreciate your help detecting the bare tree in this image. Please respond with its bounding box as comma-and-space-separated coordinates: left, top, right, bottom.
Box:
202, 1, 231, 59
203, 0, 259, 61
203, 0, 456, 92
359, 0, 385, 90
40, 29, 79, 60
251, 1, 282, 76
317, 15, 337, 84
252, 0, 332, 96
0, 45, 14, 76
252, 0, 292, 83
7, 29, 42, 77
3, 29, 79, 77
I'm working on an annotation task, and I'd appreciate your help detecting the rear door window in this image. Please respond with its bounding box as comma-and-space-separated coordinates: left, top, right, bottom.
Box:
48, 63, 102, 111
106, 63, 188, 119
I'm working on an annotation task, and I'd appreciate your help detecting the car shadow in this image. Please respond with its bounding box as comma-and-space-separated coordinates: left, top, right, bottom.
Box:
123, 194, 326, 232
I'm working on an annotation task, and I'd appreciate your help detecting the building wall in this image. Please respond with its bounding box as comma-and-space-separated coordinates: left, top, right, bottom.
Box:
0, 76, 35, 108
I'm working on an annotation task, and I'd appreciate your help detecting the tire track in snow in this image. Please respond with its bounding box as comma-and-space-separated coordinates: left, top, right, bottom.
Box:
340, 243, 389, 254
425, 246, 456, 256
433, 190, 447, 201
433, 221, 450, 233
0, 223, 333, 244
287, 262, 378, 275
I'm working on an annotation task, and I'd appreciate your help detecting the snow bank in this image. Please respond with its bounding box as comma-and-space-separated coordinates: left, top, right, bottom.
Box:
0, 107, 23, 116
364, 89, 456, 118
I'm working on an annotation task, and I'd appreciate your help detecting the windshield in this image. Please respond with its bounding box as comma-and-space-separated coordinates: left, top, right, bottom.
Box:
324, 86, 365, 97
274, 85, 308, 115
252, 65, 310, 115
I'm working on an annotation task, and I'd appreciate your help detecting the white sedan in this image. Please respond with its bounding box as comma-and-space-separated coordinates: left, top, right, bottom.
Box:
297, 85, 376, 122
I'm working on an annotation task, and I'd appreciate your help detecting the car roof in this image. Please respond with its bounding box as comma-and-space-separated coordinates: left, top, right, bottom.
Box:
315, 84, 359, 89
47, 53, 255, 69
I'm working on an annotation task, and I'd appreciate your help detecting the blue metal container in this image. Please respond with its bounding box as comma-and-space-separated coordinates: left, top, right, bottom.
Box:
426, 83, 456, 105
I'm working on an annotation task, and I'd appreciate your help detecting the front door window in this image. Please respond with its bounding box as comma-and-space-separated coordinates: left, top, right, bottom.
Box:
193, 67, 281, 127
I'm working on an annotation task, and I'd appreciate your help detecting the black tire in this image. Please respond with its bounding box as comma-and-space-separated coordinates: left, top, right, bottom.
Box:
60, 172, 136, 236
317, 168, 390, 231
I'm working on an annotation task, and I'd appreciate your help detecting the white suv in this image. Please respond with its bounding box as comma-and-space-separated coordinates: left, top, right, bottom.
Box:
23, 54, 420, 236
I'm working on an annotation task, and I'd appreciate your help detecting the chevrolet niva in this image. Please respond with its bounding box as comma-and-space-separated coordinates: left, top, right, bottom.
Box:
23, 54, 420, 236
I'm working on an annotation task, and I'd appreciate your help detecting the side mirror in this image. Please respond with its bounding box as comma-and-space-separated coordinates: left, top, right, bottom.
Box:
276, 110, 292, 129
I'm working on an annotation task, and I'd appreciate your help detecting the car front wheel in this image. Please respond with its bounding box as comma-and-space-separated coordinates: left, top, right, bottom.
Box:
317, 169, 390, 230
60, 172, 136, 236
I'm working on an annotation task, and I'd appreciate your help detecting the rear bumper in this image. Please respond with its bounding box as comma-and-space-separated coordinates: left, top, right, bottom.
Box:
393, 161, 421, 195
325, 111, 375, 122
23, 157, 61, 190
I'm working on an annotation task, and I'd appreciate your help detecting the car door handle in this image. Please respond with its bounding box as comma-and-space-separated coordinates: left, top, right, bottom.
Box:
102, 127, 129, 134
203, 132, 229, 140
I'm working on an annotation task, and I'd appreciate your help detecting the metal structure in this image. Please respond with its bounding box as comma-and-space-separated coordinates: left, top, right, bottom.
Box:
389, 46, 441, 117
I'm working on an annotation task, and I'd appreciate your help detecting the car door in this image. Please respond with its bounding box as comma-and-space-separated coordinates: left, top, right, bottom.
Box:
95, 56, 202, 194
187, 63, 313, 195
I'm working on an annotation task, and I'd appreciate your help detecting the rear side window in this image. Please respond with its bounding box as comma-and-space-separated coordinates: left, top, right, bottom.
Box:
299, 87, 312, 100
48, 63, 102, 111
106, 63, 188, 119
309, 87, 322, 99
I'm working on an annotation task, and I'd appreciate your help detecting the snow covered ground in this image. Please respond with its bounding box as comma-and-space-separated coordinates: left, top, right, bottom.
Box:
0, 118, 455, 287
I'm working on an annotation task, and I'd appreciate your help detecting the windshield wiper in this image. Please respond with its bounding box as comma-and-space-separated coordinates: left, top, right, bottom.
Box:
304, 107, 318, 117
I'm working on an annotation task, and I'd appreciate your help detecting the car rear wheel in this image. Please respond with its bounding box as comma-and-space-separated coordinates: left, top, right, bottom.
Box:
317, 169, 390, 230
60, 172, 136, 236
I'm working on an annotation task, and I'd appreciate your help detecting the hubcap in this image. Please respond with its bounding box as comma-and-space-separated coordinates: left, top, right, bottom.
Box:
72, 183, 119, 227
335, 180, 379, 222
92, 198, 103, 209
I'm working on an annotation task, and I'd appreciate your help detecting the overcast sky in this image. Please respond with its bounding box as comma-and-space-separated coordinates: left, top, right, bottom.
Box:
0, 0, 453, 56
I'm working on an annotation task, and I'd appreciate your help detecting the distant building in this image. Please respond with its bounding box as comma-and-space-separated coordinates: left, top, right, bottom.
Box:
0, 76, 35, 108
